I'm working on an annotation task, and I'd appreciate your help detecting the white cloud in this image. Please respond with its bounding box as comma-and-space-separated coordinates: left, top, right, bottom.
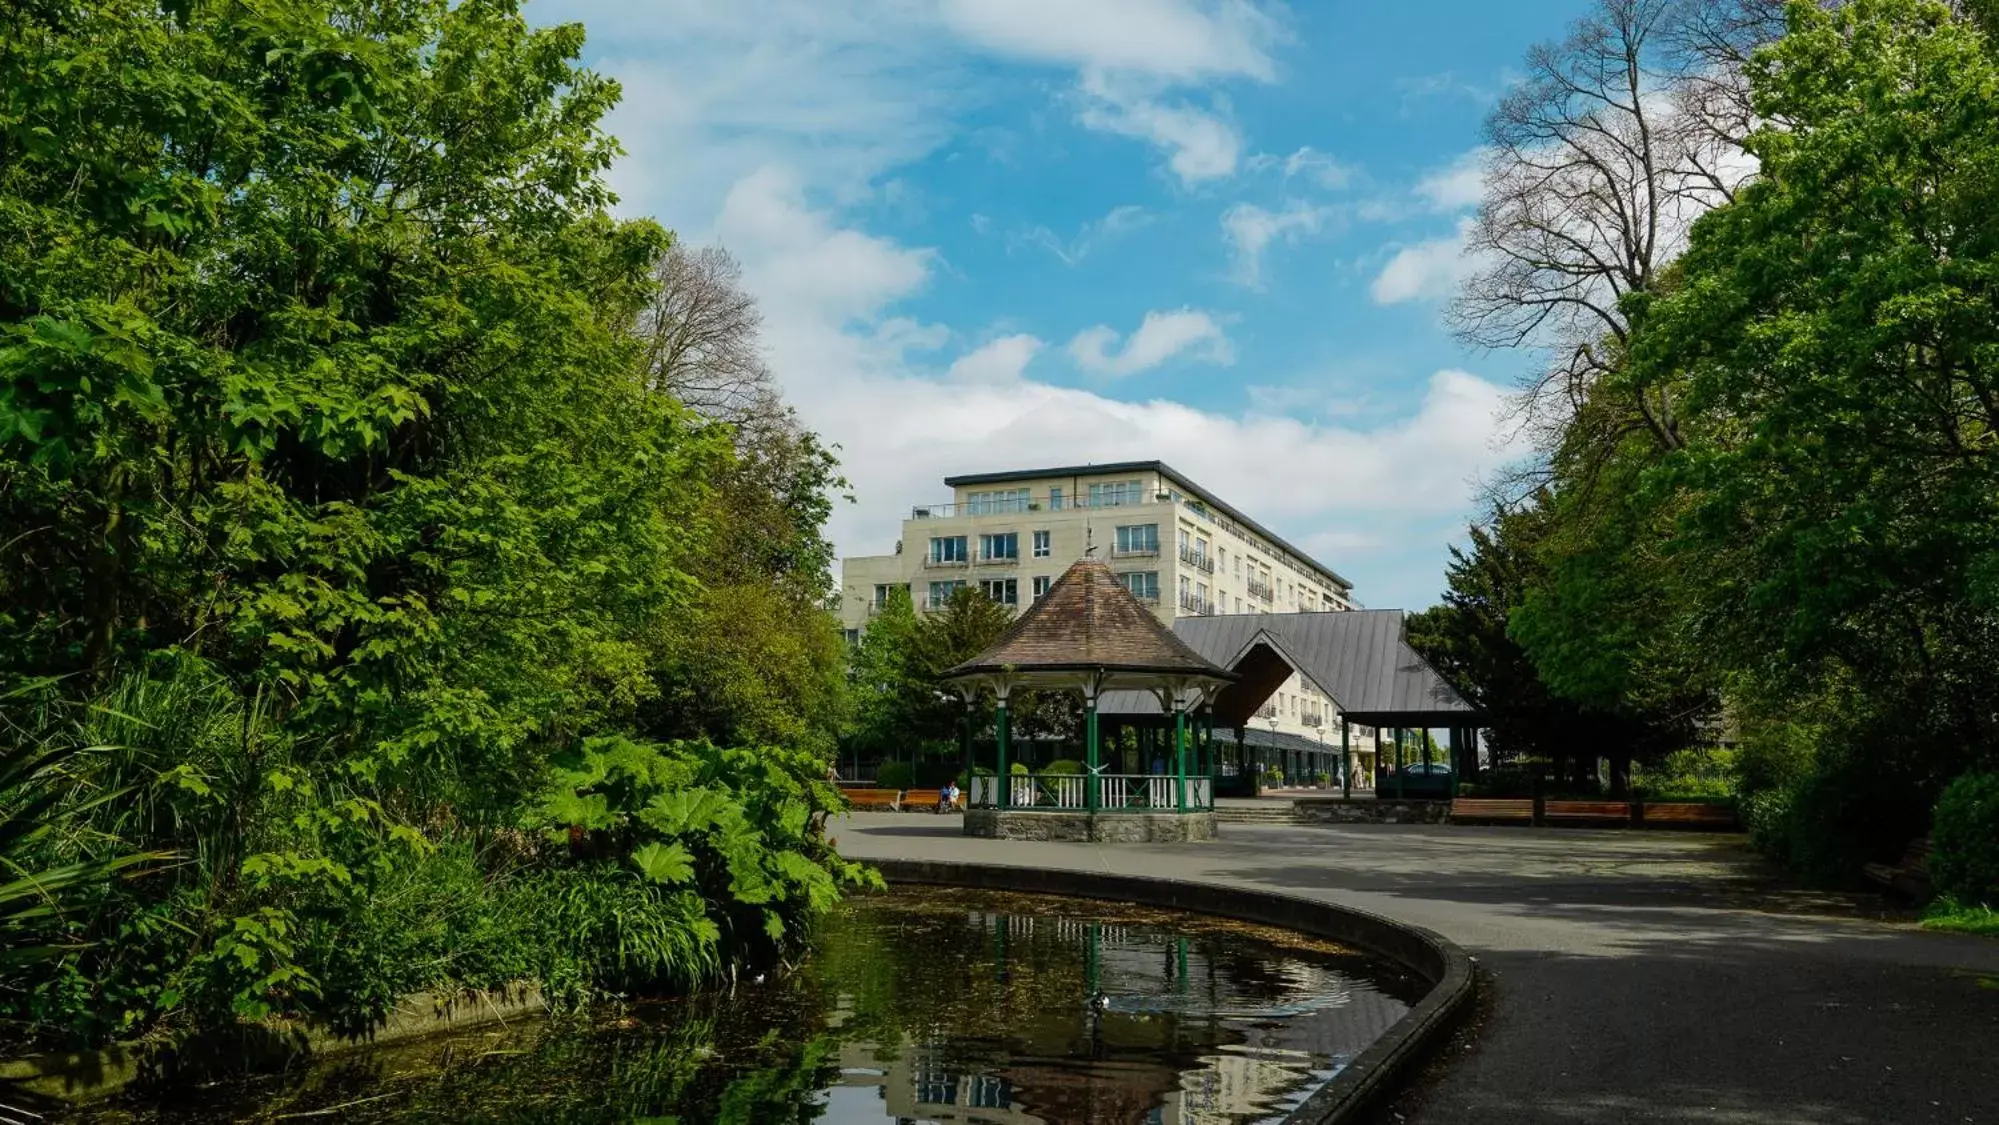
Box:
1067, 309, 1235, 377
1222, 200, 1331, 288
1415, 147, 1488, 212
1077, 73, 1243, 185
936, 0, 1282, 82
946, 334, 1044, 383
1013, 205, 1153, 265
1370, 219, 1478, 305
1249, 145, 1353, 189
716, 166, 935, 323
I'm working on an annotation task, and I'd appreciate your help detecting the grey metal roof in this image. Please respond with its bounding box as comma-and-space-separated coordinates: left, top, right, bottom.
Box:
940, 459, 1352, 592
1098, 610, 1479, 725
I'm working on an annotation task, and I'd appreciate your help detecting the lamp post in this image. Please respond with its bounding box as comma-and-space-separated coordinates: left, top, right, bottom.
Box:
1265, 715, 1281, 788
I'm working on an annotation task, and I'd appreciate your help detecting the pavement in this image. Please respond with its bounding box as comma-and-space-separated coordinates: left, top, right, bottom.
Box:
831, 812, 1999, 1124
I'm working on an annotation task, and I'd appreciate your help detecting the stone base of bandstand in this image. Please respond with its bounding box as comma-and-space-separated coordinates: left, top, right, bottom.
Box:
962, 808, 1218, 843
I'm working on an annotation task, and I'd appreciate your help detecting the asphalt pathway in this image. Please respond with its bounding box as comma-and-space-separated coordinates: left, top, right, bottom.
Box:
832, 812, 1999, 1124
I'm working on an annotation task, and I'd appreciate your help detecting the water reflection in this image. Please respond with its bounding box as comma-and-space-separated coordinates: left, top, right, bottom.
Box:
76, 889, 1423, 1125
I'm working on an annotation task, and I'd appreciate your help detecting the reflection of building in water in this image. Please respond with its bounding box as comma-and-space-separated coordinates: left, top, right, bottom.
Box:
831, 910, 1410, 1125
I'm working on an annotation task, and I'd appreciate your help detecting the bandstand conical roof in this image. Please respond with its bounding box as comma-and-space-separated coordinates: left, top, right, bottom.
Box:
941, 558, 1232, 685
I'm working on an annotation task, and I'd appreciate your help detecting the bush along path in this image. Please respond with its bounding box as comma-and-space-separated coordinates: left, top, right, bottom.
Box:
0, 0, 866, 1060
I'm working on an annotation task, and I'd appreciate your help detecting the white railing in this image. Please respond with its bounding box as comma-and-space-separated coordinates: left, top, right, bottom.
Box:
970, 771, 1214, 811
1011, 777, 1037, 807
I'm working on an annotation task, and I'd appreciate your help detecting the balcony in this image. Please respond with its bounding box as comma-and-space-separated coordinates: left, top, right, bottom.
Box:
923, 556, 970, 569
1247, 577, 1273, 602
1111, 545, 1160, 559
1177, 592, 1215, 616
1177, 546, 1215, 574
976, 554, 1019, 567
1301, 710, 1325, 728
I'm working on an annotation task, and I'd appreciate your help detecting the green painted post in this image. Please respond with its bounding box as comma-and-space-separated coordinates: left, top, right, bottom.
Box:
1395, 726, 1406, 800
1085, 698, 1100, 814
996, 699, 1011, 809
1174, 704, 1188, 813
1341, 718, 1352, 799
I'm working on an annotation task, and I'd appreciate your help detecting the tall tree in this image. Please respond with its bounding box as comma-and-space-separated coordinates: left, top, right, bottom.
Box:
1456, 0, 1770, 457
1632, 0, 1999, 789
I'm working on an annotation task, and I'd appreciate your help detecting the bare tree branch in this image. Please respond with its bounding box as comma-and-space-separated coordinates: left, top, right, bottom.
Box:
636, 242, 776, 426
1454, 0, 1775, 465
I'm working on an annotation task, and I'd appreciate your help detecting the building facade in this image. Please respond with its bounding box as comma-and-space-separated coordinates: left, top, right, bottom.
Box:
840, 461, 1374, 758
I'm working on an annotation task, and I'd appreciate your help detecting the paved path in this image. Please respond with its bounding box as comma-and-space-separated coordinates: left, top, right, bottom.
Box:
832, 814, 1999, 1124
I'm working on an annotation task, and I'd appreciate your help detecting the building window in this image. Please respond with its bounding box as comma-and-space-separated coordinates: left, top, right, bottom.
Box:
927, 580, 965, 607
1049, 486, 1063, 511
1235, 596, 1243, 613
873, 583, 903, 609
979, 532, 1018, 560
1087, 479, 1144, 507
1032, 575, 1051, 600
966, 488, 1030, 515
930, 536, 967, 563
1179, 575, 1191, 603
1032, 530, 1051, 558
1234, 557, 1242, 579
1114, 524, 1158, 555
843, 628, 861, 645
1121, 571, 1159, 602
980, 577, 1018, 606
1178, 528, 1191, 552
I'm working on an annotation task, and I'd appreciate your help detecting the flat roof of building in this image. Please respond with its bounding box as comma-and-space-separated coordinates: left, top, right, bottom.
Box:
942, 459, 1353, 592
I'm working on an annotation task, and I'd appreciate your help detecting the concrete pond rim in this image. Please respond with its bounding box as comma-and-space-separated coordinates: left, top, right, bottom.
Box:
868, 857, 1478, 1125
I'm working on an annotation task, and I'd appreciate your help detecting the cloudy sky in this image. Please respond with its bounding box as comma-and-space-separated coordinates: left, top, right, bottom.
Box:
531, 0, 1591, 610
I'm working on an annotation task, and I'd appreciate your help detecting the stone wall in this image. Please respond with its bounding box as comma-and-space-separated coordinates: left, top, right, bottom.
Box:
1290, 798, 1450, 825
962, 808, 1218, 843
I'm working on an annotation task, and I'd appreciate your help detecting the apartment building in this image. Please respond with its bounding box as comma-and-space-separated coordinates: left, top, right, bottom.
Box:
840, 461, 1364, 748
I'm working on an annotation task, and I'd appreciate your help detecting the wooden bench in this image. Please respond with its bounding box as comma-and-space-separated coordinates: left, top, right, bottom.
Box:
1543, 800, 1633, 826
1863, 837, 1932, 901
902, 788, 965, 813
1640, 802, 1736, 830
1450, 798, 1534, 824
844, 788, 905, 811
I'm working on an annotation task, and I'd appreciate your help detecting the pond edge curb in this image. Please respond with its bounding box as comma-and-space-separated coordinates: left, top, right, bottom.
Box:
868, 857, 1477, 1125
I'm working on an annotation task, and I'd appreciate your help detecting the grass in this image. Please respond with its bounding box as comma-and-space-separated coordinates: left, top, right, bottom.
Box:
1922, 897, 1999, 937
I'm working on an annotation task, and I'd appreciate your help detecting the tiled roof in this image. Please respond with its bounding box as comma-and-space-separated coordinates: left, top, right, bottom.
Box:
943, 558, 1232, 680
1099, 610, 1479, 725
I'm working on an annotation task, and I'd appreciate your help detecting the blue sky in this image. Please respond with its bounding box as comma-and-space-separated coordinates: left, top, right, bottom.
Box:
530, 0, 1592, 610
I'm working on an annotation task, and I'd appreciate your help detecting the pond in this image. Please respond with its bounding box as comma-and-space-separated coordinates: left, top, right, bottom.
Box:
75, 888, 1426, 1125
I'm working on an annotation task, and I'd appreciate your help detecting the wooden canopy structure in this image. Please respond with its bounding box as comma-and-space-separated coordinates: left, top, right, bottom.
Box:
940, 557, 1232, 814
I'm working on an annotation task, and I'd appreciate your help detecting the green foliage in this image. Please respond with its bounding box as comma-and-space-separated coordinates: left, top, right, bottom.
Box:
843, 585, 1016, 773
0, 0, 862, 1051
1929, 773, 1999, 907
1040, 759, 1083, 776
873, 762, 914, 791
1922, 898, 1999, 935
1632, 749, 1737, 800
1451, 0, 1999, 877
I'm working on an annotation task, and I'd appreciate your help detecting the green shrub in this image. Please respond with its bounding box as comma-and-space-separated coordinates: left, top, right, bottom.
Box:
1742, 786, 1797, 864
1041, 759, 1083, 775
1010, 762, 1029, 776
1929, 772, 1999, 908
874, 762, 914, 790
1778, 749, 1928, 884
1632, 748, 1737, 800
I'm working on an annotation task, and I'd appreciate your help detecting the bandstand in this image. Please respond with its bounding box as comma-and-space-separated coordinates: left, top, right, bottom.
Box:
941, 557, 1233, 843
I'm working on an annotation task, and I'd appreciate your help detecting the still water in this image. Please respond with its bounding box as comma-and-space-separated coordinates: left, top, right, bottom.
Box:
80, 888, 1424, 1125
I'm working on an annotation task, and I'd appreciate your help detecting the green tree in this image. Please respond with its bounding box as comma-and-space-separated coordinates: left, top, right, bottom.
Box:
1633, 0, 1999, 788
0, 0, 865, 1046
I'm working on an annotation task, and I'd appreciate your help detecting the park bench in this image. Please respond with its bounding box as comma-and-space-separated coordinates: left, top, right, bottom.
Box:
1863, 837, 1932, 901
1640, 802, 1736, 830
1543, 799, 1632, 826
844, 788, 906, 812
902, 788, 964, 813
1449, 798, 1534, 824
